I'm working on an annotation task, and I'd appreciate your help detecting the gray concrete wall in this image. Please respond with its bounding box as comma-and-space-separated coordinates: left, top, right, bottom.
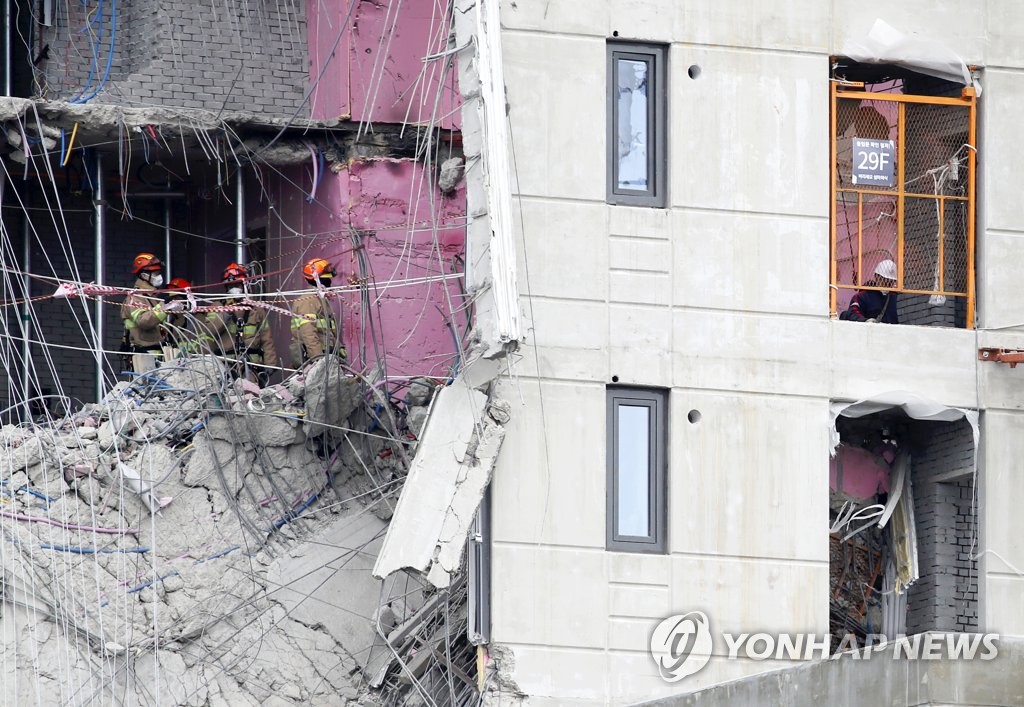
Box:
638, 634, 1024, 707
477, 0, 1024, 704
35, 0, 308, 118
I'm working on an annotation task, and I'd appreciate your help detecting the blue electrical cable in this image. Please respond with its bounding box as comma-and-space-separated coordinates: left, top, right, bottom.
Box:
70, 0, 117, 104
41, 544, 149, 554
196, 546, 240, 563
17, 487, 55, 505
69, 0, 103, 103
126, 571, 179, 594
270, 490, 323, 531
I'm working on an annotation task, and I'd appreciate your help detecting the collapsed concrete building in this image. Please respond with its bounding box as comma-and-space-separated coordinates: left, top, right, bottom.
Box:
0, 0, 502, 704
5, 1, 1024, 707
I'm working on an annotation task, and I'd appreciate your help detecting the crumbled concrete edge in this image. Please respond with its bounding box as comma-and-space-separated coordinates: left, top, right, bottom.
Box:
430, 398, 508, 586
481, 643, 528, 705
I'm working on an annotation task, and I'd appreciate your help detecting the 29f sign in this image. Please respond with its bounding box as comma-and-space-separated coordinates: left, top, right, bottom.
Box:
852, 137, 895, 187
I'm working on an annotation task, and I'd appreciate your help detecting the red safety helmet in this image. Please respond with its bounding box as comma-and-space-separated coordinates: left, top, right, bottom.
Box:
131, 252, 163, 275
222, 263, 248, 282
166, 277, 192, 291
303, 257, 335, 281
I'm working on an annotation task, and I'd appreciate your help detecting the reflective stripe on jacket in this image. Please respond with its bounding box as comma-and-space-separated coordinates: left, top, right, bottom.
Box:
120, 279, 166, 348
239, 307, 279, 367
290, 293, 340, 361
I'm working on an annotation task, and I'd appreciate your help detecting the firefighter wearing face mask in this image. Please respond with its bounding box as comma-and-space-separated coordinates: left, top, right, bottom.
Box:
200, 265, 241, 362
161, 277, 194, 359
121, 252, 169, 373
290, 257, 345, 365
217, 263, 279, 384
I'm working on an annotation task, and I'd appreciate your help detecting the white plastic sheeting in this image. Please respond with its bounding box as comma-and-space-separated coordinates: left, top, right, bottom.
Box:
842, 19, 980, 94
829, 390, 979, 456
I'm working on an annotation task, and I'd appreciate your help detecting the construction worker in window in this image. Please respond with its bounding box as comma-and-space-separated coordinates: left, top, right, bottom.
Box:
219, 262, 279, 385
161, 277, 194, 360
290, 257, 345, 366
840, 259, 899, 324
121, 252, 169, 373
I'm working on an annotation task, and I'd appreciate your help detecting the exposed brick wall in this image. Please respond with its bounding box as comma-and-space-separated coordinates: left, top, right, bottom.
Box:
897, 294, 968, 329
35, 0, 308, 118
953, 476, 979, 631
905, 419, 978, 633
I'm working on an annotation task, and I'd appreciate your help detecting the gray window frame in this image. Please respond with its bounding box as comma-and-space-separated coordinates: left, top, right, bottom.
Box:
606, 387, 668, 553
607, 42, 668, 208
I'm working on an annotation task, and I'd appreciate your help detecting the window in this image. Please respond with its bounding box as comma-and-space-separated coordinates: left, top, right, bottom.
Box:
607, 387, 667, 553
607, 42, 667, 207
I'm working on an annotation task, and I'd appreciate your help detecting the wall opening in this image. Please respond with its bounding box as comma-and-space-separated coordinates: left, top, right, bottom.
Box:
830, 60, 977, 329
829, 410, 977, 647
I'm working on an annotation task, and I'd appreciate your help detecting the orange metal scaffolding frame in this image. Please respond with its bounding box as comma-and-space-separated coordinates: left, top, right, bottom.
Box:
830, 82, 977, 328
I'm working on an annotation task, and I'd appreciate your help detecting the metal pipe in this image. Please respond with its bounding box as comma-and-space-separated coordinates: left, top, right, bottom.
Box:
94, 153, 104, 401
235, 167, 246, 265
163, 198, 172, 276
4, 0, 11, 97
124, 191, 187, 199
20, 184, 30, 420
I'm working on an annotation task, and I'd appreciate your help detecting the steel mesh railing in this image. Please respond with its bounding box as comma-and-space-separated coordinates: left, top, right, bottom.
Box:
831, 80, 977, 328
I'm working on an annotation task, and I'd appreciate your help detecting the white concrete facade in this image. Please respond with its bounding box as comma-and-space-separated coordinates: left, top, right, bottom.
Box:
482, 1, 1024, 704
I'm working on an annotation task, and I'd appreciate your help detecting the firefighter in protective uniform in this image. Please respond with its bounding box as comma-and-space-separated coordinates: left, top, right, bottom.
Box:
213, 263, 279, 384
121, 253, 169, 373
161, 277, 194, 359
290, 257, 345, 366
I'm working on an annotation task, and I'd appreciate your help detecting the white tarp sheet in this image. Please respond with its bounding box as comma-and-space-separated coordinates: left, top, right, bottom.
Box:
829, 390, 979, 457
842, 19, 979, 94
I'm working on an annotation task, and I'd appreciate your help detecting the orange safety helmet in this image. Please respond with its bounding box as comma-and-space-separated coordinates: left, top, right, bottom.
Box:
166, 277, 192, 291
131, 252, 163, 275
221, 263, 247, 282
303, 257, 335, 281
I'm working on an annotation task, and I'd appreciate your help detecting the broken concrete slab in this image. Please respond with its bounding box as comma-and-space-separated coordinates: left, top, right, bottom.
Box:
266, 509, 388, 672
373, 374, 508, 588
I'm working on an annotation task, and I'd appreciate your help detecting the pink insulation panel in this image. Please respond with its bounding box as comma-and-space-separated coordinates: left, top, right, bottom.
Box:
307, 0, 460, 129
264, 158, 466, 378
829, 445, 892, 502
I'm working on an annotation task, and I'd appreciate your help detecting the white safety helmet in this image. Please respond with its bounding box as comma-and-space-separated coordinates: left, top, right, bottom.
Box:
874, 259, 897, 281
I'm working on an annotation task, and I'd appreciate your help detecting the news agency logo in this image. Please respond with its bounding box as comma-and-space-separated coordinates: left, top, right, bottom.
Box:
650, 612, 1000, 683
649, 611, 713, 682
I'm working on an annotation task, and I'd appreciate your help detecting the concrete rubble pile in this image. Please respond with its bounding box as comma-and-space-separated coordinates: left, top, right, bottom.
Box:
0, 355, 458, 705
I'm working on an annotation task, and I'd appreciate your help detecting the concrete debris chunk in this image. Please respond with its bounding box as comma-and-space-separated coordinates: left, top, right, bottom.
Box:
404, 376, 437, 408
438, 156, 465, 194
406, 405, 429, 437
302, 355, 362, 440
